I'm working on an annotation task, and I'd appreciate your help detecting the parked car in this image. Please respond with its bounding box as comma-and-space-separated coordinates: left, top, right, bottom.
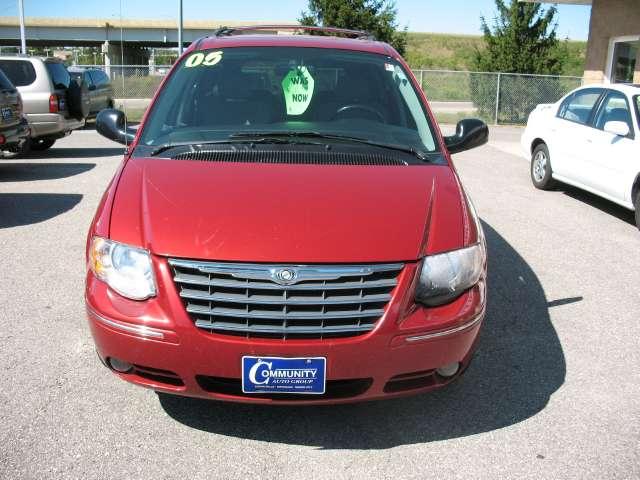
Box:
68, 66, 114, 116
0, 67, 29, 155
87, 26, 489, 404
0, 56, 89, 151
522, 83, 640, 228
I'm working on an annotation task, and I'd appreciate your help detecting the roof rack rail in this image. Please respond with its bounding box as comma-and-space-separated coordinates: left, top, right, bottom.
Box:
210, 25, 376, 41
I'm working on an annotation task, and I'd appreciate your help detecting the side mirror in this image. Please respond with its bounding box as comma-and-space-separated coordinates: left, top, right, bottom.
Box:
96, 108, 136, 145
444, 118, 489, 154
603, 120, 630, 137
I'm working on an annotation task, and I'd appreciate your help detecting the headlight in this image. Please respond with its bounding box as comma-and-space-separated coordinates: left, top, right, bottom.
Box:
415, 243, 485, 306
88, 236, 157, 300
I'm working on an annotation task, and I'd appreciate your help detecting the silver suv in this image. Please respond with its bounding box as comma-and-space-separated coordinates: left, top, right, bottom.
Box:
0, 56, 88, 150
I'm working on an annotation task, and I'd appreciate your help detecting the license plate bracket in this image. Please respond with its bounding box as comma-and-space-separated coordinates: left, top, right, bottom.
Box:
241, 356, 326, 395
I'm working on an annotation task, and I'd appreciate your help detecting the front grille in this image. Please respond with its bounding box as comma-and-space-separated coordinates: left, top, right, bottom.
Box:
169, 259, 404, 339
196, 375, 373, 400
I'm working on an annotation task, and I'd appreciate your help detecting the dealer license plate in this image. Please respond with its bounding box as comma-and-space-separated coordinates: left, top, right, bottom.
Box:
242, 356, 326, 394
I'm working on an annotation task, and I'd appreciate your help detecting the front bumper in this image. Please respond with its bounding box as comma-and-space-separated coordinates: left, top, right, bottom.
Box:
86, 258, 486, 404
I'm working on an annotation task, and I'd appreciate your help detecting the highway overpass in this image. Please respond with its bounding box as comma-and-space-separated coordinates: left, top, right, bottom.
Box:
0, 17, 296, 64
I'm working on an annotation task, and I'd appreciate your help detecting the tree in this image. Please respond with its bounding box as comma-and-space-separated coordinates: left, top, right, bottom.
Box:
473, 0, 562, 74
299, 0, 407, 55
471, 0, 566, 123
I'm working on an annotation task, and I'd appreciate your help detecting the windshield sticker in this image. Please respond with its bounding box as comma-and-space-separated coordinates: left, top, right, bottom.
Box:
385, 63, 394, 72
281, 66, 315, 115
185, 50, 223, 68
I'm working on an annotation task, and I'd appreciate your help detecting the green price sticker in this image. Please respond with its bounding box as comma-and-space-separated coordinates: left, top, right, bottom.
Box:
281, 66, 315, 116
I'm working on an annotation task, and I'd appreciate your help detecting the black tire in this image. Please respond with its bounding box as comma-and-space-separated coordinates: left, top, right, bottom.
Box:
530, 143, 556, 190
67, 80, 91, 121
30, 138, 56, 151
634, 193, 640, 230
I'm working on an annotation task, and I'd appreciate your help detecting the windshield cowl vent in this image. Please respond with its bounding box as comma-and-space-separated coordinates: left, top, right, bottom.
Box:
170, 150, 409, 166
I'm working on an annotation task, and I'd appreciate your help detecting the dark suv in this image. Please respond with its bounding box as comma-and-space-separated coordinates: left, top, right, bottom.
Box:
68, 67, 114, 116
0, 67, 29, 155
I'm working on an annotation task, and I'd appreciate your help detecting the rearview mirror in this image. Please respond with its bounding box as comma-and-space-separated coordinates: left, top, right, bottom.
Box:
444, 118, 489, 154
96, 108, 136, 145
603, 120, 630, 137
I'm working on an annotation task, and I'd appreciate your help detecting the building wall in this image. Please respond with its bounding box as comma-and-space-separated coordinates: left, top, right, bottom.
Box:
584, 0, 640, 83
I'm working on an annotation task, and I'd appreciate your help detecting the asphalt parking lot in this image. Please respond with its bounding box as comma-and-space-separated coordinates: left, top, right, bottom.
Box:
1, 127, 638, 479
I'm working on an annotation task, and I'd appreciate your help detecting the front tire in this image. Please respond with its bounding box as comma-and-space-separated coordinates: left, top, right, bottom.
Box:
634, 193, 640, 230
531, 143, 556, 190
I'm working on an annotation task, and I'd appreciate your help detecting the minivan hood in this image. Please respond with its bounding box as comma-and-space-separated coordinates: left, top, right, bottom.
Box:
109, 158, 465, 263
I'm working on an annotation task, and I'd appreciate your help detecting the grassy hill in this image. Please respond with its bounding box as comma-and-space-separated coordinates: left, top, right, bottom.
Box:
405, 32, 586, 77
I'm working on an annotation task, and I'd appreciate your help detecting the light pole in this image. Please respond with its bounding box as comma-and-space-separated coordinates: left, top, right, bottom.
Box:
178, 0, 183, 56
18, 0, 26, 55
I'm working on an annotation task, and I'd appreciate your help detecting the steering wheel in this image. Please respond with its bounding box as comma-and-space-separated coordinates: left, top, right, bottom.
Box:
333, 104, 386, 123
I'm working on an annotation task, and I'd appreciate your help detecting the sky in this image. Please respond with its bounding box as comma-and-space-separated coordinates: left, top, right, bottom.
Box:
0, 0, 592, 40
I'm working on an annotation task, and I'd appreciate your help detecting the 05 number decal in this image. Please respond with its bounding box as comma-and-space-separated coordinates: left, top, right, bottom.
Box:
185, 50, 223, 68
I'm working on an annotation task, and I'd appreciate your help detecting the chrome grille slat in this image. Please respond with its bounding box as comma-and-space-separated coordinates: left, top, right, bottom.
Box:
179, 289, 392, 305
169, 259, 403, 340
186, 303, 384, 319
194, 320, 375, 334
174, 273, 398, 290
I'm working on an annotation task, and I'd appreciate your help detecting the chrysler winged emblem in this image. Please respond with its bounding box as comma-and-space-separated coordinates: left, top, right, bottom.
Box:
271, 268, 298, 285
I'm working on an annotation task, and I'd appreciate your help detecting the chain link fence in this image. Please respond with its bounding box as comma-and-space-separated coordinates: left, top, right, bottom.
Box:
78, 65, 583, 125
413, 69, 583, 124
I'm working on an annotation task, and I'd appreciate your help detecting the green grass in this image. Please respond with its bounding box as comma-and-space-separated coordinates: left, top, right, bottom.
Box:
406, 32, 483, 71
405, 32, 586, 77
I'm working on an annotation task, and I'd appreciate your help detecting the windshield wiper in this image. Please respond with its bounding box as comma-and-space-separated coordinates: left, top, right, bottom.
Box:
148, 137, 318, 156
230, 131, 430, 161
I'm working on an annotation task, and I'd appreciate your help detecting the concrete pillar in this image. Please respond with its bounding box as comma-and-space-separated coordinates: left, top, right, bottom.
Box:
102, 41, 111, 78
149, 48, 156, 76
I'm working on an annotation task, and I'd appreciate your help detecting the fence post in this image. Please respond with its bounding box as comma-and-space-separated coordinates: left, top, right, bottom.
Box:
494, 72, 501, 125
419, 70, 424, 90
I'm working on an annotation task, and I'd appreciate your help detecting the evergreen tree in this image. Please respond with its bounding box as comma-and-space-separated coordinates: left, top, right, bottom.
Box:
299, 0, 407, 55
474, 0, 563, 75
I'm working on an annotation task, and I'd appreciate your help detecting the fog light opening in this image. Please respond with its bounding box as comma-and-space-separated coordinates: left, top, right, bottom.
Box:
436, 362, 460, 378
108, 357, 133, 373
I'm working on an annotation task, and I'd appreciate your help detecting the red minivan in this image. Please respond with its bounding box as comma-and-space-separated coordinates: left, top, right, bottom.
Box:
88, 26, 489, 404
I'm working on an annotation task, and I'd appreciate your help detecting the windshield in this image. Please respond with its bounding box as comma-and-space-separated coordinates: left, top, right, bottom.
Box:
139, 47, 438, 154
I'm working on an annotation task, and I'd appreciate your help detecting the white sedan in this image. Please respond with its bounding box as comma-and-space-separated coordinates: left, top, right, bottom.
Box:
521, 83, 640, 229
